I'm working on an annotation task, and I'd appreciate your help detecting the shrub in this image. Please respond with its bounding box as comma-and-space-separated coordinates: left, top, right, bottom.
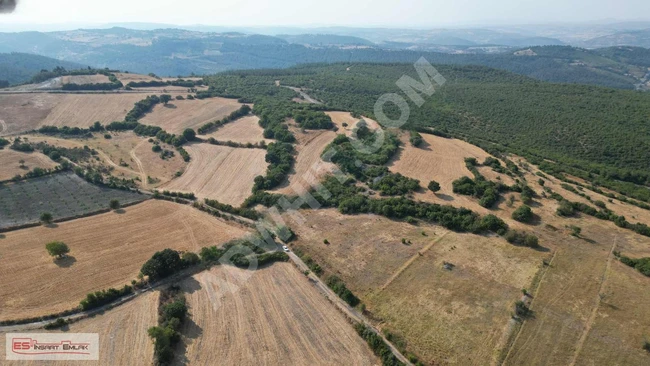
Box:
109, 199, 120, 210
40, 212, 53, 224
182, 128, 196, 142
104, 134, 112, 139
428, 180, 441, 193
80, 285, 133, 310
515, 300, 532, 318
326, 276, 360, 307
181, 252, 200, 267
141, 249, 184, 281
152, 144, 162, 153
44, 318, 67, 330
556, 200, 575, 217
512, 205, 533, 223
46, 241, 69, 258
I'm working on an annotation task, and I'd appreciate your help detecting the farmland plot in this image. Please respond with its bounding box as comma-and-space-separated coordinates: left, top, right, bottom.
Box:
0, 150, 57, 182
139, 97, 242, 134
0, 200, 249, 321
178, 263, 377, 365
201, 115, 271, 145
0, 172, 146, 229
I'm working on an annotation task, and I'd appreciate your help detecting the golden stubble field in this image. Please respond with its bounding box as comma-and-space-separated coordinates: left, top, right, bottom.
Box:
200, 115, 271, 145
288, 209, 545, 365
139, 97, 242, 134
0, 93, 146, 135
177, 262, 378, 365
0, 291, 160, 366
0, 200, 249, 322
0, 149, 57, 181
163, 143, 268, 206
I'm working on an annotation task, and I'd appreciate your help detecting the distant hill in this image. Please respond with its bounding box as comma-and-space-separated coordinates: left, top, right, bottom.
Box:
584, 28, 650, 48
277, 34, 374, 46
0, 28, 646, 90
0, 52, 86, 85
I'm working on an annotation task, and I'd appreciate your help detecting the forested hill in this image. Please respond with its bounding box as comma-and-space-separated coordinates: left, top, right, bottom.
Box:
206, 63, 650, 183
0, 27, 647, 89
0, 53, 86, 86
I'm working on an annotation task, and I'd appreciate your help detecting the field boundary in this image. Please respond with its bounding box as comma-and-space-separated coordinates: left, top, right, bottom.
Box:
0, 196, 150, 233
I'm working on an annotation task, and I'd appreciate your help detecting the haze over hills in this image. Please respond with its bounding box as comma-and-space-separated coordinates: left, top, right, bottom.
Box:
0, 26, 649, 90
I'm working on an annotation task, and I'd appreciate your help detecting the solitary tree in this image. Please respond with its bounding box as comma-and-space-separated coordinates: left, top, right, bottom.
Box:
428, 180, 441, 193
18, 159, 25, 169
46, 241, 70, 259
160, 94, 172, 105
109, 199, 120, 210
182, 128, 196, 142
512, 205, 533, 223
40, 212, 53, 225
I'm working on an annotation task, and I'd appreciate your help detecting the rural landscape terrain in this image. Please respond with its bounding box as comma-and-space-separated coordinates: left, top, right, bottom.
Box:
0, 10, 650, 366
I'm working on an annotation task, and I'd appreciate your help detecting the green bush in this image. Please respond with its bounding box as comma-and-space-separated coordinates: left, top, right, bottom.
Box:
512, 205, 533, 223
326, 276, 360, 307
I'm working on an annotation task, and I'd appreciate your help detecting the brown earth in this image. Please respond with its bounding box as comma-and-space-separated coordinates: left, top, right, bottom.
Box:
0, 149, 57, 181
60, 75, 111, 85
162, 143, 268, 206
326, 111, 381, 136
176, 262, 378, 365
0, 200, 249, 322
139, 97, 242, 134
200, 115, 271, 145
0, 291, 159, 365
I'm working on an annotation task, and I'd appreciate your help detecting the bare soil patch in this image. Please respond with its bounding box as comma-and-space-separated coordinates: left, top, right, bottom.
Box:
200, 115, 271, 145
0, 200, 249, 321
60, 75, 110, 85
163, 143, 268, 206
177, 262, 377, 365
326, 111, 381, 136
0, 149, 57, 181
139, 97, 242, 134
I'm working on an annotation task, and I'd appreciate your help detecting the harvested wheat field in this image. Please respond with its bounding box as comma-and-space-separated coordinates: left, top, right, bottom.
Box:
201, 115, 271, 145
177, 262, 377, 365
0, 291, 159, 365
502, 220, 645, 366
326, 111, 381, 136
388, 132, 491, 196
139, 97, 242, 134
0, 149, 57, 181
163, 143, 268, 206
60, 74, 110, 85
0, 200, 249, 322
271, 129, 337, 195
113, 73, 158, 84
288, 208, 545, 365
0, 93, 144, 135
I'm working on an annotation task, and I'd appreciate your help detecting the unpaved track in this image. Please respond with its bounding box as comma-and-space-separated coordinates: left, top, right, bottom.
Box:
130, 139, 149, 188
0, 119, 6, 135
287, 251, 413, 365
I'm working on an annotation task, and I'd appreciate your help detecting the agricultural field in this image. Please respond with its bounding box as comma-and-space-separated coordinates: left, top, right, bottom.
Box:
0, 200, 249, 321
0, 149, 57, 182
139, 97, 242, 134
325, 111, 381, 136
271, 128, 337, 195
60, 74, 110, 85
200, 115, 271, 145
178, 262, 378, 365
0, 172, 146, 230
288, 208, 546, 365
0, 93, 145, 135
163, 143, 267, 206
0, 290, 159, 365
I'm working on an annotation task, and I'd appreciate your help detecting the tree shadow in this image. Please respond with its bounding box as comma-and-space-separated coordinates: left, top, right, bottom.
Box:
54, 255, 77, 268
44, 223, 59, 229
182, 276, 202, 295
164, 104, 177, 109
114, 208, 126, 214
435, 193, 455, 202
418, 139, 434, 151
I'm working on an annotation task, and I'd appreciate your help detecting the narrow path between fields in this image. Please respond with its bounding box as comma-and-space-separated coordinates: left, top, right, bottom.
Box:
286, 250, 414, 366
499, 250, 558, 365
282, 86, 322, 104
130, 139, 148, 189
568, 235, 618, 366
377, 231, 450, 294
0, 119, 7, 135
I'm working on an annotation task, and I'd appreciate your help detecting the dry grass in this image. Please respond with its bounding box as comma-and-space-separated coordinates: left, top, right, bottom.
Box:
326, 111, 381, 136
139, 97, 242, 134
0, 291, 159, 365
177, 262, 377, 365
163, 143, 268, 206
200, 115, 271, 145
0, 200, 249, 322
271, 129, 337, 195
0, 93, 144, 135
0, 149, 57, 181
60, 75, 110, 85
113, 73, 158, 84
289, 208, 545, 365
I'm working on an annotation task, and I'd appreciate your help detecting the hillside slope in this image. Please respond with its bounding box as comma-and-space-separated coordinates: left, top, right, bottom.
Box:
0, 52, 86, 85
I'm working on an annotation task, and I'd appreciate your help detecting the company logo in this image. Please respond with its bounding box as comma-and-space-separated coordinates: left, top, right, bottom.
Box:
6, 333, 99, 360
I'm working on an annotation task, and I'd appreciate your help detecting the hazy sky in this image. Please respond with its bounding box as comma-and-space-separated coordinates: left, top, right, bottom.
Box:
1, 0, 649, 29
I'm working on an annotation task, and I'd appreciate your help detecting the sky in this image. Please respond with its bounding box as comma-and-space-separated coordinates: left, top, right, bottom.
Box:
0, 0, 649, 30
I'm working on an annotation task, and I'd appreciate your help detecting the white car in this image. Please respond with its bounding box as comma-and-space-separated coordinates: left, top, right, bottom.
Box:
282, 245, 290, 252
